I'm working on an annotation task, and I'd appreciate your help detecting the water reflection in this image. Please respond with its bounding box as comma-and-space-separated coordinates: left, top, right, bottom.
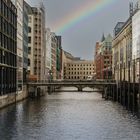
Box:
0, 87, 140, 140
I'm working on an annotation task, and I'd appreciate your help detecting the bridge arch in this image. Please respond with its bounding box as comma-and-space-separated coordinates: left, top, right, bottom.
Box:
28, 80, 116, 94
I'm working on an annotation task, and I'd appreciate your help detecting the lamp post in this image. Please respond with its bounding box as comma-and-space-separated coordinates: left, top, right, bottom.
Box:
123, 62, 125, 82
127, 58, 130, 110
116, 62, 119, 101
91, 72, 94, 81
133, 56, 136, 113
133, 56, 135, 85
123, 62, 126, 106
120, 61, 122, 83
128, 58, 130, 83
48, 70, 53, 83
48, 71, 50, 82
106, 65, 108, 80
139, 57, 140, 116
113, 65, 115, 81
120, 60, 122, 104
100, 53, 102, 79
108, 66, 110, 80
48, 70, 53, 94
1, 67, 4, 96
117, 62, 119, 84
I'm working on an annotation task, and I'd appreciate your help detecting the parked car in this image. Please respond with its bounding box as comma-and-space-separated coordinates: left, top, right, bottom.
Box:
86, 76, 93, 81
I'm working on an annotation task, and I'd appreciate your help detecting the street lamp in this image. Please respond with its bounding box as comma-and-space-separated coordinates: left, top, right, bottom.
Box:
48, 70, 53, 82
127, 57, 131, 110
120, 61, 122, 83
133, 55, 136, 84
50, 72, 53, 81
120, 60, 122, 103
117, 62, 119, 84
113, 65, 115, 81
107, 66, 110, 80
128, 58, 130, 83
123, 62, 125, 82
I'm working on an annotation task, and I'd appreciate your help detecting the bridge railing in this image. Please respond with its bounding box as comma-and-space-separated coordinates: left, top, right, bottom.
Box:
27, 79, 116, 85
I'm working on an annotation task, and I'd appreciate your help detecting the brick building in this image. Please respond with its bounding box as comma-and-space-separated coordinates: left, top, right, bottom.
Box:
95, 34, 112, 79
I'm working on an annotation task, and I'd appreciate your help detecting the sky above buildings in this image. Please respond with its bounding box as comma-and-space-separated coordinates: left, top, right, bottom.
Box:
26, 0, 137, 60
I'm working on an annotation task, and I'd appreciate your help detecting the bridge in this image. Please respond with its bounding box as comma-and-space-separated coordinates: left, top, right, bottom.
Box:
27, 80, 140, 115
27, 80, 116, 97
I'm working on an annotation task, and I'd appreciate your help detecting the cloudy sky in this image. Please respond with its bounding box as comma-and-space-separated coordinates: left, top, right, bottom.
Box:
26, 0, 137, 60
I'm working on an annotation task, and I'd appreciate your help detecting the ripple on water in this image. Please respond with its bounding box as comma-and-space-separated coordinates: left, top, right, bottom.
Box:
0, 87, 140, 140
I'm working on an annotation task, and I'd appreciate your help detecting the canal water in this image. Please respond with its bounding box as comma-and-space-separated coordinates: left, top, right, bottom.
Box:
0, 87, 140, 140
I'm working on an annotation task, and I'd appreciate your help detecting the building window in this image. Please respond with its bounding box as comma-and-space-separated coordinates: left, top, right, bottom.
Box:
28, 47, 31, 54
28, 27, 31, 33
28, 37, 31, 43
28, 59, 30, 66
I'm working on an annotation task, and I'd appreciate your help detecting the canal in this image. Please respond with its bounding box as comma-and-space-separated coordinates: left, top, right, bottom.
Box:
0, 87, 140, 140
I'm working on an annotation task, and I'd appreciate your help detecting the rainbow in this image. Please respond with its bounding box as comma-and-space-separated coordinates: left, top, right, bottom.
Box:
53, 0, 117, 34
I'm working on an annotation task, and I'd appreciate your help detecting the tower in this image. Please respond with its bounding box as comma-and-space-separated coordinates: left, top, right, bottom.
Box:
129, 2, 133, 17
101, 33, 105, 42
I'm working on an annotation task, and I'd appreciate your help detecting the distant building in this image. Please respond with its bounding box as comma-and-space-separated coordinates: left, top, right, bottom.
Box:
45, 30, 62, 80
23, 0, 29, 84
61, 50, 74, 79
11, 0, 24, 91
132, 9, 140, 60
0, 0, 17, 95
112, 18, 132, 82
64, 60, 95, 80
62, 51, 75, 63
62, 51, 95, 80
27, 3, 46, 82
132, 6, 140, 83
114, 22, 125, 37
95, 34, 113, 79
56, 36, 62, 79
50, 32, 57, 80
112, 0, 140, 83
45, 28, 52, 79
95, 42, 100, 57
